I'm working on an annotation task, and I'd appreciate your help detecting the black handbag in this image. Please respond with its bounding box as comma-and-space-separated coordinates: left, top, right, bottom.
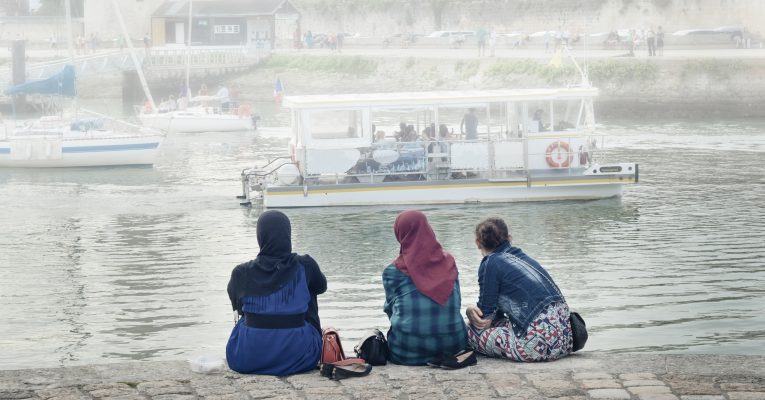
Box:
354, 329, 389, 366
570, 311, 588, 352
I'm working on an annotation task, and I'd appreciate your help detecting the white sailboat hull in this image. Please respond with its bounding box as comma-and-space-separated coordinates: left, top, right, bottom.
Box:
261, 178, 629, 208
139, 112, 254, 133
0, 135, 164, 167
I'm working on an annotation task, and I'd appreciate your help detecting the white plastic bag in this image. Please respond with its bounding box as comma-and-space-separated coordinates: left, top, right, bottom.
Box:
188, 355, 226, 374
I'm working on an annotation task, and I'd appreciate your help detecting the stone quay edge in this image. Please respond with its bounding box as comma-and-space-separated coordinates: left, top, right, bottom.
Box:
1, 353, 764, 400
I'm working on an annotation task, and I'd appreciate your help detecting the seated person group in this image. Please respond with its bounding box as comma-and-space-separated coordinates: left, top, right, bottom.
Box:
226, 210, 574, 376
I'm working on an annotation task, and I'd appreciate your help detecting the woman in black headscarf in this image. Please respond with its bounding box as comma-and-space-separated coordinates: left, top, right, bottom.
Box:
226, 211, 327, 375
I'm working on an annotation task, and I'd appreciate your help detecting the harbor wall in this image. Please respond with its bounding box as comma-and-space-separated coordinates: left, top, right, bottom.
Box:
223, 54, 765, 119
294, 0, 765, 38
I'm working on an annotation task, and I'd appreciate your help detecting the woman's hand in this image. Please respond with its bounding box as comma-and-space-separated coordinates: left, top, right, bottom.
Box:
466, 306, 492, 330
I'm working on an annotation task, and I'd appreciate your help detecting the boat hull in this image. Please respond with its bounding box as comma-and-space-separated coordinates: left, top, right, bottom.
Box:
261, 175, 632, 208
139, 113, 254, 133
0, 136, 164, 167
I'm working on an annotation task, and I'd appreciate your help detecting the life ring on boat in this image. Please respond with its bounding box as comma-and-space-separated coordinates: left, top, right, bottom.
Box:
237, 104, 252, 118
545, 141, 573, 168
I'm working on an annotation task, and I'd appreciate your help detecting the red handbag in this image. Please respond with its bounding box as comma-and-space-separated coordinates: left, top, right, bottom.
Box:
320, 327, 346, 365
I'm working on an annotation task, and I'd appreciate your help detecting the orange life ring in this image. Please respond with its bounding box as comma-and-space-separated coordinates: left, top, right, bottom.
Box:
545, 141, 573, 168
237, 103, 252, 118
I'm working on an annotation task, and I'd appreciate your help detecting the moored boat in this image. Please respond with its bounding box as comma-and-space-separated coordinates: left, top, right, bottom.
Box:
239, 88, 638, 208
0, 115, 163, 168
137, 96, 256, 133
1, 66, 164, 168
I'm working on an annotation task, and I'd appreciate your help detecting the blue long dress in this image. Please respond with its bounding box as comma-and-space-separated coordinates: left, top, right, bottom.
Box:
226, 265, 322, 376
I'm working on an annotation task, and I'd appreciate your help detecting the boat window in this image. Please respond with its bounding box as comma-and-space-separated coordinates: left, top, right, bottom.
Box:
305, 109, 364, 140
550, 100, 583, 132
436, 106, 487, 141
370, 107, 435, 142
525, 102, 551, 133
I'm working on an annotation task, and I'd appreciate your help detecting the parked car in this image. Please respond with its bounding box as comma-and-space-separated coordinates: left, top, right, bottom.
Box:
427, 30, 475, 38
383, 33, 421, 48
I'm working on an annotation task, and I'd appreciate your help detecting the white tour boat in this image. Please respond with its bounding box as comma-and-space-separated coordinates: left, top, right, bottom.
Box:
238, 87, 638, 208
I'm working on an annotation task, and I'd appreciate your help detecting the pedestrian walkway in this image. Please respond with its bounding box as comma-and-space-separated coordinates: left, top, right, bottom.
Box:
0, 353, 763, 399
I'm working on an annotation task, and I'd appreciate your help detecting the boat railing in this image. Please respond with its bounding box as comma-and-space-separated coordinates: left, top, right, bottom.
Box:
79, 108, 164, 138
145, 46, 252, 70
239, 157, 296, 204
299, 135, 607, 184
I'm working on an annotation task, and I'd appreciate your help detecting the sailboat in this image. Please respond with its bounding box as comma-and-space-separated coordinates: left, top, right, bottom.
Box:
0, 1, 164, 168
136, 0, 256, 133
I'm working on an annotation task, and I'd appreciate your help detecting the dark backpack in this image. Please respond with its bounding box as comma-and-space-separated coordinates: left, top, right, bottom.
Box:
354, 329, 388, 366
570, 311, 588, 352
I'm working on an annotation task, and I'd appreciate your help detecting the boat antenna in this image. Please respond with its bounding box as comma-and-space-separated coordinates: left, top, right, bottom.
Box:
563, 43, 589, 87
64, 0, 74, 63
64, 0, 76, 113
110, 0, 158, 113
185, 0, 193, 98
583, 12, 589, 87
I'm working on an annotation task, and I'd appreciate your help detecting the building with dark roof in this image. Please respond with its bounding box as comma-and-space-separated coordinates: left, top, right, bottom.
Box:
151, 0, 300, 48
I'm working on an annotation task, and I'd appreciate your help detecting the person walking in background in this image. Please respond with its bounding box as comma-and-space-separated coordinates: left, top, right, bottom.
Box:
383, 210, 468, 366
489, 30, 498, 57
226, 211, 327, 375
337, 32, 344, 52
477, 28, 488, 57
305, 30, 314, 49
656, 26, 665, 56
292, 27, 301, 50
466, 217, 573, 362
647, 27, 656, 56
460, 108, 479, 140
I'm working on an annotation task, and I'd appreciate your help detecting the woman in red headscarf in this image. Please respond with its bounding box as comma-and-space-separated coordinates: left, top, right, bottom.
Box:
383, 210, 468, 365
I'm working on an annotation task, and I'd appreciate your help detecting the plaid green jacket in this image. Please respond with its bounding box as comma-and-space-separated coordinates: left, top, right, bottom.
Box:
383, 264, 468, 365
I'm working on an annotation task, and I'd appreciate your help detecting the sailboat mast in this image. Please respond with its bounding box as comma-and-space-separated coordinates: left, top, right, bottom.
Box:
110, 0, 157, 112
185, 0, 192, 97
64, 0, 74, 62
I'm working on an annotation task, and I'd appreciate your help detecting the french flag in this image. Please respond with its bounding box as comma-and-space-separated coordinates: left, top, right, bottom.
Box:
274, 77, 284, 103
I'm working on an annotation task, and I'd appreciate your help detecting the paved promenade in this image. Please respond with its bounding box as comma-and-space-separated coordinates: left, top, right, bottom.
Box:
1, 353, 763, 400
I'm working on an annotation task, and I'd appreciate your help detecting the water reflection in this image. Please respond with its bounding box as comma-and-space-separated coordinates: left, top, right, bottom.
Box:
0, 118, 764, 369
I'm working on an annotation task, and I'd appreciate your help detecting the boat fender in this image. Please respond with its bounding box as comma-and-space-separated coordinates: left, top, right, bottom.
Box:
545, 141, 572, 168
289, 141, 296, 163
238, 104, 252, 118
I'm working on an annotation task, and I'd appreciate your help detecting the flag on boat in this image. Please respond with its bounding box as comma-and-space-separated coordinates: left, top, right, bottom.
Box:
274, 77, 284, 103
548, 48, 563, 68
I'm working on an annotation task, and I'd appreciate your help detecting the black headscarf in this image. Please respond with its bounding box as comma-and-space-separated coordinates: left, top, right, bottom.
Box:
228, 211, 300, 310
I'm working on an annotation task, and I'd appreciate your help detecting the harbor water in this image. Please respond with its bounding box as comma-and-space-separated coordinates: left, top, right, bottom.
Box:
1, 112, 764, 369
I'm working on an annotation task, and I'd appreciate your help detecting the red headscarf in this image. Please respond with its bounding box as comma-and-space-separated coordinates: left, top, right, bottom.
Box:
393, 210, 458, 305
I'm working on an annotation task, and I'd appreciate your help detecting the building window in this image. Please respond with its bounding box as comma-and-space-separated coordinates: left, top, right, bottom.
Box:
214, 25, 241, 34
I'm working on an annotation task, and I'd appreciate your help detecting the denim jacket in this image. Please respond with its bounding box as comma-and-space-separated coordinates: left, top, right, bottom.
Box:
477, 242, 565, 337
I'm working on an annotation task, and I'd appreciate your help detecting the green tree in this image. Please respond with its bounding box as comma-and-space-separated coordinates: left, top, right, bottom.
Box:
431, 0, 448, 30
0, 0, 30, 16
34, 0, 83, 17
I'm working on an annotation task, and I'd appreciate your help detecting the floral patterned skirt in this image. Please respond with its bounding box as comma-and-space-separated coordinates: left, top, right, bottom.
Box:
467, 302, 573, 362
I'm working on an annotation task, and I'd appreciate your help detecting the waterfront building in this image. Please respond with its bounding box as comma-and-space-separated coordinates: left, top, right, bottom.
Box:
150, 0, 300, 48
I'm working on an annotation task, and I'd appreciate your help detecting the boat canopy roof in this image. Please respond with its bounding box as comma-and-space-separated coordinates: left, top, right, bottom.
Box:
282, 87, 598, 109
4, 65, 76, 97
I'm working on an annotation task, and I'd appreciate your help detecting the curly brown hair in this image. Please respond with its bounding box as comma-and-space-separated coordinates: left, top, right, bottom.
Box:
475, 217, 509, 251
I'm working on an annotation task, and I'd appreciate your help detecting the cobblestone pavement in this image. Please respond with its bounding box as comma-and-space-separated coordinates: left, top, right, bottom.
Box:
0, 353, 763, 400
